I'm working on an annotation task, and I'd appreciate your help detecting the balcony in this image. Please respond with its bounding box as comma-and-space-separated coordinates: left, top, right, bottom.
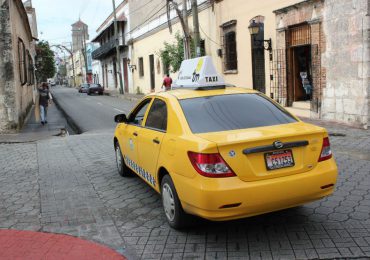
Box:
92, 37, 125, 60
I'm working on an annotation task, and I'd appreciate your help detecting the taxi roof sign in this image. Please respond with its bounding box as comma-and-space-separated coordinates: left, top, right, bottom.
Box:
173, 56, 225, 89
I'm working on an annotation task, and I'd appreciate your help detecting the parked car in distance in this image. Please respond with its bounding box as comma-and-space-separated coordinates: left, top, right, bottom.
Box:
87, 83, 104, 95
78, 83, 89, 93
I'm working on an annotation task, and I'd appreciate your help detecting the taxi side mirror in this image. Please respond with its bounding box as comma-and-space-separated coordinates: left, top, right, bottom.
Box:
114, 114, 128, 123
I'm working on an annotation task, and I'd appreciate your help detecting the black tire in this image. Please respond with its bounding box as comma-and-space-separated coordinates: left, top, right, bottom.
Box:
115, 142, 131, 177
161, 175, 191, 229
87, 91, 91, 95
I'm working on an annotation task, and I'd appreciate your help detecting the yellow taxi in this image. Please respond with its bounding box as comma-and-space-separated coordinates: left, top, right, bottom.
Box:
113, 57, 337, 229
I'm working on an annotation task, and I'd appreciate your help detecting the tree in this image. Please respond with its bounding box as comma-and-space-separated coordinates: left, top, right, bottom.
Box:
35, 41, 55, 82
159, 32, 195, 73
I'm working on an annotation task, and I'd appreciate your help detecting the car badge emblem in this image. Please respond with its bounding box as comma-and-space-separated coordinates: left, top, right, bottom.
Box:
273, 141, 284, 149
229, 150, 236, 157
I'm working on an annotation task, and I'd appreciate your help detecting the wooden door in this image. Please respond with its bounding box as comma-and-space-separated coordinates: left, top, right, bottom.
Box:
149, 55, 155, 91
123, 58, 129, 93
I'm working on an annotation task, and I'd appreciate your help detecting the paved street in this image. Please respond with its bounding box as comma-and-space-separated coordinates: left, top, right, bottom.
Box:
50, 86, 136, 133
1, 90, 370, 259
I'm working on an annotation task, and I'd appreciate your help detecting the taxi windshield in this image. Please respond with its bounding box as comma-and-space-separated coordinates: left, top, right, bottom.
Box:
179, 93, 297, 133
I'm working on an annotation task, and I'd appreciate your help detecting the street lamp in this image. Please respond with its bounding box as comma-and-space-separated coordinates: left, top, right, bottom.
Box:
248, 20, 272, 52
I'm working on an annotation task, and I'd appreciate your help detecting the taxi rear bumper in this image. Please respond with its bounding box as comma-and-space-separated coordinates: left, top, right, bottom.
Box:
172, 159, 337, 221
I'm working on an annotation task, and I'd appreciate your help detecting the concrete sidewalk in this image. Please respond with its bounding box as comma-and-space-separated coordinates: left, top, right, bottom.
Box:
103, 89, 144, 102
0, 100, 73, 143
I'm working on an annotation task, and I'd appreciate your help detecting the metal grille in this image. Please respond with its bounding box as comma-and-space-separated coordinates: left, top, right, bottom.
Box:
310, 44, 321, 113
252, 46, 265, 93
269, 49, 287, 106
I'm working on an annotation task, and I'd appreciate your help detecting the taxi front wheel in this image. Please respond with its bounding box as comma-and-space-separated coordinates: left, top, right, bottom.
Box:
115, 143, 131, 177
161, 175, 191, 229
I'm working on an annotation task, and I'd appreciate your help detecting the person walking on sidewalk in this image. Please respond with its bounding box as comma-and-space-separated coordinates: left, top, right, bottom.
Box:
162, 74, 172, 91
38, 82, 52, 125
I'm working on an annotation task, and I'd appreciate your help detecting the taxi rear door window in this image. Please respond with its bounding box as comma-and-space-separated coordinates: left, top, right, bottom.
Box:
145, 99, 167, 131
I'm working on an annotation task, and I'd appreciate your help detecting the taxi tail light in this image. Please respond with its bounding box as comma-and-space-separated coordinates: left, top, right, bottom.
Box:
318, 137, 332, 162
188, 152, 236, 178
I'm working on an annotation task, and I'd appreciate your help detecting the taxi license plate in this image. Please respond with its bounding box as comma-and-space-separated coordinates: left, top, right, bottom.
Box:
264, 149, 295, 170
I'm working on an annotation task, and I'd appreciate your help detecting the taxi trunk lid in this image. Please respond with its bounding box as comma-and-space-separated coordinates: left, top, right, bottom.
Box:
196, 122, 326, 182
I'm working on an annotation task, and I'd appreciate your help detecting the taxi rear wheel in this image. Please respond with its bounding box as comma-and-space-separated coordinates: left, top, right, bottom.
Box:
115, 143, 131, 177
161, 175, 190, 229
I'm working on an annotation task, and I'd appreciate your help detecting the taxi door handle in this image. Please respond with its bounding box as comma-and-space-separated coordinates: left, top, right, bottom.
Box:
153, 138, 160, 144
133, 132, 138, 136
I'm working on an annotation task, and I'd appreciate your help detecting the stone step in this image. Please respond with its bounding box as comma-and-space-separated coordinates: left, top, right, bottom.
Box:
285, 106, 311, 118
292, 101, 311, 110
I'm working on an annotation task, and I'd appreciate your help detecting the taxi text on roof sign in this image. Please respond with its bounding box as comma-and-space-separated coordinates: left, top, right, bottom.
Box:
173, 56, 225, 88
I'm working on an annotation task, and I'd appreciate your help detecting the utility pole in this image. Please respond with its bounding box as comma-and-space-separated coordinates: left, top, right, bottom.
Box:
192, 0, 201, 57
112, 0, 124, 94
82, 26, 89, 83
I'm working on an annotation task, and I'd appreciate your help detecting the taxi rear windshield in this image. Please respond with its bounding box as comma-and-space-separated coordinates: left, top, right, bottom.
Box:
179, 94, 297, 133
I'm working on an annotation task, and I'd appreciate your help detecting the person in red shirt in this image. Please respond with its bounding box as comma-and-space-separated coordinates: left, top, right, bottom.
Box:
162, 74, 172, 91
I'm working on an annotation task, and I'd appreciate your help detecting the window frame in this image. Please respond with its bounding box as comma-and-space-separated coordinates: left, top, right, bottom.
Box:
144, 98, 168, 132
128, 98, 152, 126
138, 57, 144, 77
26, 50, 34, 85
18, 38, 27, 85
220, 20, 238, 73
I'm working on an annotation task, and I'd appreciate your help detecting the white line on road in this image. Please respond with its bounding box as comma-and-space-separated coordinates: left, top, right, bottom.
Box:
114, 108, 124, 113
97, 102, 103, 106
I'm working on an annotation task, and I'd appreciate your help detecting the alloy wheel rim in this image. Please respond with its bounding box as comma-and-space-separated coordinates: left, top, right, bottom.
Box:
162, 183, 175, 221
116, 146, 122, 170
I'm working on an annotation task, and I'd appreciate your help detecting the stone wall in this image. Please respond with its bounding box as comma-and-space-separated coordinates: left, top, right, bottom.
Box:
322, 0, 370, 128
0, 0, 17, 132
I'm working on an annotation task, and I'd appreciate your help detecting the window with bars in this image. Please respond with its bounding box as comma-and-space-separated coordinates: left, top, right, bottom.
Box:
138, 57, 144, 77
18, 38, 27, 85
27, 51, 34, 85
221, 21, 238, 72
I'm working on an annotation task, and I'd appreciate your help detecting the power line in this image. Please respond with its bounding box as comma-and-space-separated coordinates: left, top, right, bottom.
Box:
123, 3, 167, 37
199, 23, 220, 46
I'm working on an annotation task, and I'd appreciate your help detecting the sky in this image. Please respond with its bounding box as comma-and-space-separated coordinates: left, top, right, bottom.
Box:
31, 0, 124, 47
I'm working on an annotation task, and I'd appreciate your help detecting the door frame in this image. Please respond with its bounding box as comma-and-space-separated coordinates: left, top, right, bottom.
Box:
149, 54, 155, 91
123, 58, 129, 93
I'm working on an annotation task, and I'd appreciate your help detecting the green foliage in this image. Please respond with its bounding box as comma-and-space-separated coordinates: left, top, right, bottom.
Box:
35, 41, 56, 82
159, 32, 186, 73
158, 32, 202, 73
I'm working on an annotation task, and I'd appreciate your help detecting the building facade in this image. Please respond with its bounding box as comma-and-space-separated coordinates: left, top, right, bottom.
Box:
91, 0, 131, 92
128, 0, 212, 94
128, 0, 370, 128
0, 0, 37, 133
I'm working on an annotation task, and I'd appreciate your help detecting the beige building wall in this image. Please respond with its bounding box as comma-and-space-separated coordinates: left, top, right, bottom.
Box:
0, 0, 35, 133
130, 0, 302, 94
10, 0, 34, 124
211, 0, 303, 91
131, 3, 217, 93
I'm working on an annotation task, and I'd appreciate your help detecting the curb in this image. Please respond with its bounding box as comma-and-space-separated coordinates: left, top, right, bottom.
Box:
51, 93, 83, 135
103, 92, 144, 102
